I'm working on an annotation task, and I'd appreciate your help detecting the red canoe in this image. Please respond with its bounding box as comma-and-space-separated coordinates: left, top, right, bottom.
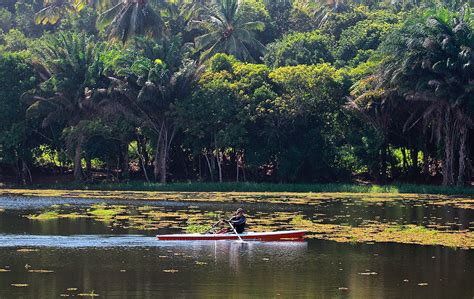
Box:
156, 230, 306, 241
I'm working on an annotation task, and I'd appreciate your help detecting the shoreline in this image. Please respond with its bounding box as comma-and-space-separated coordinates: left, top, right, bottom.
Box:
2, 182, 474, 197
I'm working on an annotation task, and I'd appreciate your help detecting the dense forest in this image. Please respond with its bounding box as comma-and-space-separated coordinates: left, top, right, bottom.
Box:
0, 0, 473, 186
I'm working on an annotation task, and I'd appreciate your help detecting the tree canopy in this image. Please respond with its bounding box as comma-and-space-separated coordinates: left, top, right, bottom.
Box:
0, 0, 473, 186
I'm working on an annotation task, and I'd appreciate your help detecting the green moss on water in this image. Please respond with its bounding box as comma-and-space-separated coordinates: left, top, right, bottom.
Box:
27, 211, 59, 220
185, 224, 212, 233
12, 191, 474, 248
88, 204, 125, 220
8, 182, 474, 196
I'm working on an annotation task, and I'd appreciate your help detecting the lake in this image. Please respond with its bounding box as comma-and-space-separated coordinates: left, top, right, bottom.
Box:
0, 195, 472, 298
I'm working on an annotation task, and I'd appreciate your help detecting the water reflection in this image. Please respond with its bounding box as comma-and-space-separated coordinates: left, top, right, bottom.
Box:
0, 195, 472, 298
0, 239, 471, 298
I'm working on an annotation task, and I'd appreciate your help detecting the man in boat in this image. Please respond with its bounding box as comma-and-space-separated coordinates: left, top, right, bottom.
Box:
216, 208, 246, 234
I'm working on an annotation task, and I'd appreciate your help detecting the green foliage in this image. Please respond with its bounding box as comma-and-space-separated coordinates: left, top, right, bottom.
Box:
0, 8, 13, 32
264, 30, 334, 68
13, 0, 43, 38
1, 0, 473, 186
0, 29, 30, 52
177, 59, 352, 182
0, 52, 37, 167
267, 64, 352, 181
335, 9, 400, 65
209, 53, 237, 72
192, 0, 266, 62
97, 0, 163, 43
319, 5, 369, 38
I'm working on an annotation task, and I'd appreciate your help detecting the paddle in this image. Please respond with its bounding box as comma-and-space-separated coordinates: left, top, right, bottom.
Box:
205, 215, 234, 234
205, 220, 224, 234
226, 220, 245, 243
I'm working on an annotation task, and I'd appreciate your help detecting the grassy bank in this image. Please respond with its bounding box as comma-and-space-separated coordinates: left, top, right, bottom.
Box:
6, 182, 474, 196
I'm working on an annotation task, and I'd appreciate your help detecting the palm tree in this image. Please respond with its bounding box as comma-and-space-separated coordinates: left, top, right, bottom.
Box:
25, 32, 106, 181
34, 0, 113, 25
36, 0, 164, 43
348, 76, 393, 182
107, 39, 203, 182
35, 0, 77, 25
315, 0, 350, 29
373, 6, 474, 186
191, 0, 266, 62
97, 0, 164, 43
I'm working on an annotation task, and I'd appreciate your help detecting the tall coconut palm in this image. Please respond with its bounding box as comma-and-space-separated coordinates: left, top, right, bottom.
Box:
25, 32, 106, 181
191, 0, 266, 62
35, 0, 76, 25
35, 0, 112, 25
315, 0, 350, 28
97, 0, 164, 43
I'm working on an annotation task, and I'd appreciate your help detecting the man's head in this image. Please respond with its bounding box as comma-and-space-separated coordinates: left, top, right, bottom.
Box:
235, 208, 245, 216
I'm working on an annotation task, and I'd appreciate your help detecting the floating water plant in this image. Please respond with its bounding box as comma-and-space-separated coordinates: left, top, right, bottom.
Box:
88, 204, 126, 220
77, 291, 99, 297
27, 210, 60, 220
17, 248, 39, 252
28, 269, 54, 273
185, 224, 211, 233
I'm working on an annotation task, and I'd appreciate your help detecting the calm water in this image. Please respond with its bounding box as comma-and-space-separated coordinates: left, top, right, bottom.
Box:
0, 196, 472, 298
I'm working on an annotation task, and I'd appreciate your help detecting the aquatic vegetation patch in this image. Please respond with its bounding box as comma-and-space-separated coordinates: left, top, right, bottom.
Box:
27, 210, 60, 220
77, 291, 99, 297
3, 189, 474, 210
27, 210, 89, 220
290, 216, 474, 249
13, 197, 474, 249
17, 248, 39, 252
185, 224, 212, 233
87, 204, 126, 221
28, 269, 54, 273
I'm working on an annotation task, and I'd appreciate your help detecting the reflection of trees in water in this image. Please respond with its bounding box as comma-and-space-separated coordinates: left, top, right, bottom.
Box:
209, 241, 308, 274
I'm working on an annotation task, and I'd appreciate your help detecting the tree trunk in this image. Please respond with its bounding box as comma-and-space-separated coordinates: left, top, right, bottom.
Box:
410, 147, 419, 177
73, 137, 83, 181
20, 159, 30, 185
135, 141, 150, 183
13, 156, 22, 185
204, 152, 214, 181
159, 136, 167, 184
153, 133, 168, 183
422, 144, 429, 178
236, 158, 239, 183
198, 155, 202, 181
442, 109, 455, 186
140, 136, 149, 166
122, 142, 130, 180
401, 147, 408, 173
216, 149, 223, 183
85, 157, 92, 181
457, 125, 467, 186
153, 138, 160, 182
380, 140, 387, 184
